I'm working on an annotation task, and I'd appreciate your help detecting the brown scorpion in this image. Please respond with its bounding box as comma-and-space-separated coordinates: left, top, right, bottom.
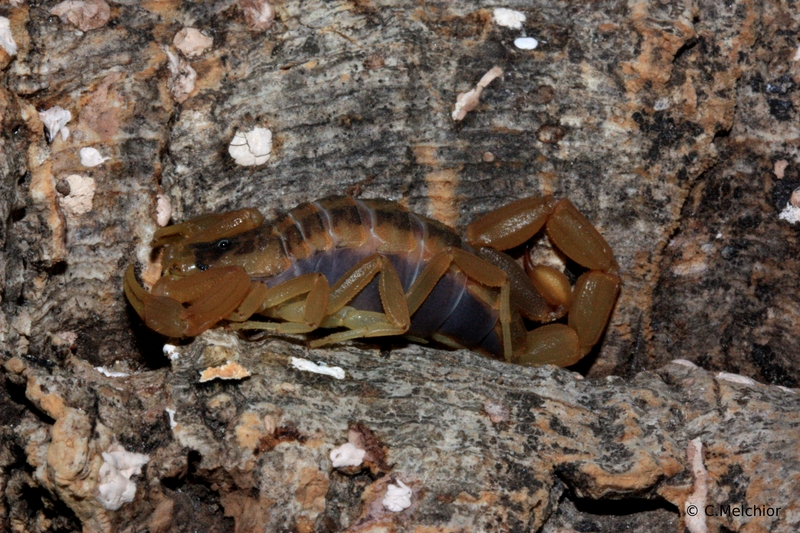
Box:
124, 195, 620, 367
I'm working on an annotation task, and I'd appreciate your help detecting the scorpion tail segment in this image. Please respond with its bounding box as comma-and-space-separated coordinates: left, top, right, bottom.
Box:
568, 271, 621, 355
545, 199, 619, 273
476, 247, 558, 322
519, 324, 582, 367
465, 195, 556, 250
123, 265, 148, 320
525, 264, 571, 315
152, 208, 264, 248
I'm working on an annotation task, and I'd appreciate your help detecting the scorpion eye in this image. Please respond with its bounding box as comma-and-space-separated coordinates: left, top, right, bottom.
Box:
217, 239, 231, 250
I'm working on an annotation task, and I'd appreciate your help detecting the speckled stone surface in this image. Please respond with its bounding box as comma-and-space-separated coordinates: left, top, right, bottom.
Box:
1, 0, 799, 531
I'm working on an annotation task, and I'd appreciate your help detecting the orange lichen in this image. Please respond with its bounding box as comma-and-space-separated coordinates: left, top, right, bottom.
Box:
198, 361, 251, 383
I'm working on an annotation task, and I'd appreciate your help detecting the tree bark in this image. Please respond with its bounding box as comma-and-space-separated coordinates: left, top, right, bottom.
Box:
1, 0, 799, 531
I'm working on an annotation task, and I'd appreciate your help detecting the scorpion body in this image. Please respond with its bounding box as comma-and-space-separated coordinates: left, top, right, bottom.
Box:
125, 195, 621, 366
193, 197, 504, 356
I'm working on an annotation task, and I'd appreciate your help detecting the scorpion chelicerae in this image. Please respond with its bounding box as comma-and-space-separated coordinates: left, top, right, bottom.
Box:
124, 195, 620, 367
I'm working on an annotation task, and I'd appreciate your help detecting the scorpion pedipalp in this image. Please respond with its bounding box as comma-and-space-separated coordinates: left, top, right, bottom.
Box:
124, 264, 256, 337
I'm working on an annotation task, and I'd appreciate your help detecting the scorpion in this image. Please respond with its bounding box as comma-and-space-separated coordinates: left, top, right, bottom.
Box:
124, 195, 620, 367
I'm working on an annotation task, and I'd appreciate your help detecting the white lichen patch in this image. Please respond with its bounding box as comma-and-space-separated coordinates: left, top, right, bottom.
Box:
671, 359, 698, 368
96, 444, 149, 511
0, 17, 18, 56
716, 372, 756, 386
654, 97, 671, 111
39, 106, 72, 143
95, 366, 128, 377
173, 27, 213, 57
493, 8, 526, 29
773, 159, 788, 179
79, 146, 109, 167
794, 45, 800, 62
513, 37, 538, 50
452, 66, 503, 121
228, 127, 273, 166
165, 408, 177, 429
51, 0, 111, 32
163, 344, 179, 360
198, 361, 252, 382
330, 442, 366, 468
289, 357, 345, 379
671, 260, 708, 277
779, 204, 800, 224
52, 330, 78, 347
778, 203, 800, 224
166, 50, 196, 103
239, 0, 275, 31
685, 439, 708, 533
156, 194, 172, 227
483, 399, 510, 423
59, 174, 96, 216
382, 480, 412, 512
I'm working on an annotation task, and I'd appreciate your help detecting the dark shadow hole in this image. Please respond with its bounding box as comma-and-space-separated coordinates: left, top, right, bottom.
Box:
125, 304, 173, 370
10, 207, 26, 222
713, 126, 732, 140
571, 495, 680, 516
46, 261, 67, 276
6, 379, 56, 426
673, 38, 698, 63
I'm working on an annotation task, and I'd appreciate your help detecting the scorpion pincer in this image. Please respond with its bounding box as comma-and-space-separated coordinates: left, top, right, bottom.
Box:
124, 195, 620, 367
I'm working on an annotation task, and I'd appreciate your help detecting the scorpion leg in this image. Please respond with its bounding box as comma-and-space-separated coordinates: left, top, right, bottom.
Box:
404, 248, 514, 362
124, 265, 254, 337
230, 273, 331, 334
309, 254, 410, 347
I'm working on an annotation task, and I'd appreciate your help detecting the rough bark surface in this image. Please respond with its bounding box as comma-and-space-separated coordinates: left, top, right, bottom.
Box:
1, 0, 799, 531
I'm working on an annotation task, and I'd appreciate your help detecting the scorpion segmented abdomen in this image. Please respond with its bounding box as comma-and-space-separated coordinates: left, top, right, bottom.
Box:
359, 199, 417, 253
313, 196, 369, 248
270, 202, 331, 260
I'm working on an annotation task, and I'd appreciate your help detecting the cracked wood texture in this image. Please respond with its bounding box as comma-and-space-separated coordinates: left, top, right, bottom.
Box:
0, 0, 799, 532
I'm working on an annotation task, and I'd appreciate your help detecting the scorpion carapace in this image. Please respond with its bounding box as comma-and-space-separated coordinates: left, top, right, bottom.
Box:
124, 195, 620, 367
